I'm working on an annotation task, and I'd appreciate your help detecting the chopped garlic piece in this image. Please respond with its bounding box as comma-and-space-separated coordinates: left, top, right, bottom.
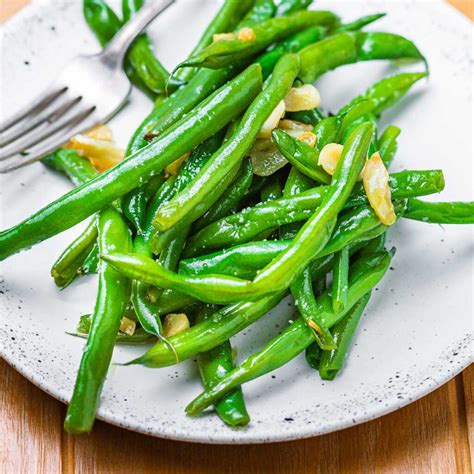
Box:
362, 152, 396, 225
85, 124, 113, 141
278, 119, 313, 138
258, 100, 285, 139
119, 317, 136, 336
67, 134, 124, 172
213, 32, 235, 42
163, 313, 190, 338
297, 131, 317, 148
284, 84, 321, 112
165, 151, 190, 177
318, 143, 343, 175
237, 27, 256, 42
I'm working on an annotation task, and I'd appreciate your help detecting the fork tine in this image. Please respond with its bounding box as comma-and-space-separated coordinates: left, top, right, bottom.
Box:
0, 86, 67, 133
1, 93, 82, 147
0, 115, 99, 173
0, 104, 95, 160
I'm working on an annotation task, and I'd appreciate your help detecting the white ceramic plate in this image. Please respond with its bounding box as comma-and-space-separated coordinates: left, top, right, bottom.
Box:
0, 0, 472, 444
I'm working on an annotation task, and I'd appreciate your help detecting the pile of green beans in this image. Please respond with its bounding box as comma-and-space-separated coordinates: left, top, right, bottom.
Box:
3, 1, 473, 434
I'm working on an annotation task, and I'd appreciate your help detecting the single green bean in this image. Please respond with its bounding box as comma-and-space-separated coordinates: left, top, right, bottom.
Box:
42, 149, 98, 186
239, 0, 277, 28
378, 125, 401, 168
195, 305, 250, 427
177, 11, 340, 70
260, 173, 283, 202
280, 167, 314, 239
276, 0, 312, 16
404, 199, 474, 224
51, 218, 98, 288
336, 13, 386, 33
298, 32, 426, 83
332, 246, 349, 312
338, 72, 428, 117
286, 106, 324, 127
291, 267, 336, 350
319, 292, 371, 380
64, 207, 132, 434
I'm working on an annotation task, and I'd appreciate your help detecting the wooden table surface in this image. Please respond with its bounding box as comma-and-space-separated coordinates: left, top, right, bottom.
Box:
1, 1, 472, 472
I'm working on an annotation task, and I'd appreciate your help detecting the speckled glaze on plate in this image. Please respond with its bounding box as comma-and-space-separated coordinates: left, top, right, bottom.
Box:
0, 0, 472, 444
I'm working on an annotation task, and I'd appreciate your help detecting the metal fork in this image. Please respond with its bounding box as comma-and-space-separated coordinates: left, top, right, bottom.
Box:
0, 0, 175, 173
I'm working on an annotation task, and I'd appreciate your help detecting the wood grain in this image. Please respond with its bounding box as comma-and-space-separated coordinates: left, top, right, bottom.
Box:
0, 1, 472, 472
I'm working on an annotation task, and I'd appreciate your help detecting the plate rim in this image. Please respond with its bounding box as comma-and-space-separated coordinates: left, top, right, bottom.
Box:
0, 0, 472, 444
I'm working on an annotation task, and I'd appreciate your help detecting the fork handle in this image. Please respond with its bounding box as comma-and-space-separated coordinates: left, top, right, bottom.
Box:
102, 0, 175, 66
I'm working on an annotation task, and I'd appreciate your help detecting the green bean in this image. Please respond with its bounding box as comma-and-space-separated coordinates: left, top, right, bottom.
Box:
154, 54, 300, 232
151, 160, 242, 255
127, 254, 338, 368
260, 173, 283, 202
272, 129, 331, 183
104, 124, 375, 304
42, 149, 98, 186
239, 0, 277, 28
179, 202, 394, 279
319, 292, 370, 380
83, 0, 122, 48
83, 0, 154, 98
314, 116, 339, 148
193, 158, 253, 232
337, 13, 386, 33
404, 199, 474, 224
122, 174, 165, 233
174, 0, 255, 83
51, 218, 98, 288
0, 64, 263, 261
123, 0, 181, 94
298, 32, 426, 84
177, 11, 340, 70
332, 246, 349, 313
132, 134, 225, 335
378, 125, 401, 168
338, 72, 428, 117
305, 342, 321, 370
280, 167, 314, 239
108, 123, 373, 305
127, 0, 282, 155
185, 250, 394, 415
82, 244, 100, 274
286, 106, 324, 127
276, 0, 312, 16
257, 26, 326, 78
64, 208, 132, 434
44, 149, 101, 286
195, 305, 250, 427
183, 170, 441, 256
291, 268, 336, 350
129, 293, 283, 367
